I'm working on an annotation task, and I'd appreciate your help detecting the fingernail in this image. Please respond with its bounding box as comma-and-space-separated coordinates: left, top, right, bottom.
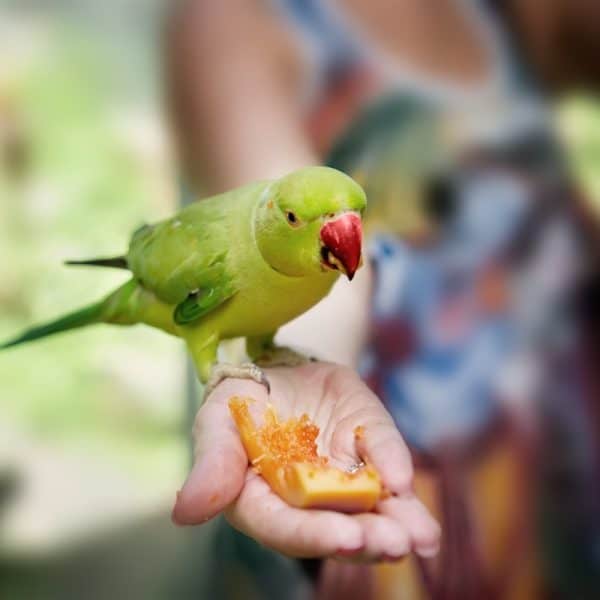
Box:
416, 544, 440, 558
380, 553, 405, 563
336, 545, 365, 557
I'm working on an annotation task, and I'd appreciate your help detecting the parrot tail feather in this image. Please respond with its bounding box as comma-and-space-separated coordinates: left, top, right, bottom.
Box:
65, 256, 128, 269
0, 302, 105, 350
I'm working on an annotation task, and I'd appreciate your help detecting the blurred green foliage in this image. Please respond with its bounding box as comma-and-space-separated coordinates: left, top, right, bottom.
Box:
0, 8, 186, 492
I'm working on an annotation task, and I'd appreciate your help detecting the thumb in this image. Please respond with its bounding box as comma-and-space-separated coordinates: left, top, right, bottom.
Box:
172, 380, 250, 525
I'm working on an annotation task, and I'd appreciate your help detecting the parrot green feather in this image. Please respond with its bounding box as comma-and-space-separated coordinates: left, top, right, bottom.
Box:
0, 166, 366, 384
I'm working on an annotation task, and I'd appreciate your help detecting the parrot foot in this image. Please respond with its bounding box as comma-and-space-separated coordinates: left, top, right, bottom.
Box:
203, 362, 270, 400
254, 346, 316, 368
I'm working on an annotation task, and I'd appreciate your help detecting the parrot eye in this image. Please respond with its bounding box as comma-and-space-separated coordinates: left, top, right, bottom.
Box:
285, 211, 301, 227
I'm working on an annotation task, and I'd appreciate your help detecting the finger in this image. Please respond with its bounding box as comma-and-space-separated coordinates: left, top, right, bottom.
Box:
326, 411, 366, 469
350, 513, 411, 562
328, 407, 414, 494
354, 412, 414, 496
378, 495, 441, 558
172, 378, 261, 525
317, 368, 414, 493
225, 473, 364, 558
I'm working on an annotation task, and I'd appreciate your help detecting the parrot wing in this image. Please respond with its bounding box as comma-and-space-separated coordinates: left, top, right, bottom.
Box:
126, 195, 240, 323
172, 285, 235, 325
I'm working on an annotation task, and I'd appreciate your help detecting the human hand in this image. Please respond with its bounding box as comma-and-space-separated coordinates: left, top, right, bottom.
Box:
172, 362, 440, 562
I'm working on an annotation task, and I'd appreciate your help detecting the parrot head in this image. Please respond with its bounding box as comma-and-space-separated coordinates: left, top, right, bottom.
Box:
255, 166, 366, 280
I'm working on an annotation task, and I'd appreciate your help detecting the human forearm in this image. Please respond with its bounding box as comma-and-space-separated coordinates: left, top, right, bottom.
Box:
165, 0, 316, 194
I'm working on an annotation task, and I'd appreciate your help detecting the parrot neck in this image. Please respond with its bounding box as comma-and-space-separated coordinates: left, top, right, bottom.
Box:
251, 181, 276, 248
252, 181, 303, 277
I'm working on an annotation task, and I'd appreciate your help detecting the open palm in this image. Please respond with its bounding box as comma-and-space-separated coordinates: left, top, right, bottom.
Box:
172, 362, 440, 561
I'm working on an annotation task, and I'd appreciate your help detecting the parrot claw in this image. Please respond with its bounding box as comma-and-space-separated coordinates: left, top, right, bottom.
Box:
240, 362, 271, 394
203, 362, 270, 401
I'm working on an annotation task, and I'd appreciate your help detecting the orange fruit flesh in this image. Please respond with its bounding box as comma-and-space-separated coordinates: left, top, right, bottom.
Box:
228, 397, 382, 512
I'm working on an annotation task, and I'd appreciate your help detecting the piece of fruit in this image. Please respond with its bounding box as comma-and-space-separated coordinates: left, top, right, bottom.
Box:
228, 397, 382, 512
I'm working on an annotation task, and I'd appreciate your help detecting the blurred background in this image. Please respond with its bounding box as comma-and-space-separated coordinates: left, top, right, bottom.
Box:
0, 1, 216, 598
1, 0, 600, 599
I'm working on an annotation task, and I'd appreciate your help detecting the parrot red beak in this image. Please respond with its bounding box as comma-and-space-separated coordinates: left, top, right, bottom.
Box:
319, 212, 363, 280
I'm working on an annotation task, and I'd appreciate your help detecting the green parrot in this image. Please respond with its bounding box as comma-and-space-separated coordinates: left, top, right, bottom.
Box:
1, 166, 366, 393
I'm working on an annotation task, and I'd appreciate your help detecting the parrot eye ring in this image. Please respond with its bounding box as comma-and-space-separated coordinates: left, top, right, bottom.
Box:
285, 211, 301, 227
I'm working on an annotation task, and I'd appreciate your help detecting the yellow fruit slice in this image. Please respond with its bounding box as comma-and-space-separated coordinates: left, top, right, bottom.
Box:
228, 397, 382, 512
